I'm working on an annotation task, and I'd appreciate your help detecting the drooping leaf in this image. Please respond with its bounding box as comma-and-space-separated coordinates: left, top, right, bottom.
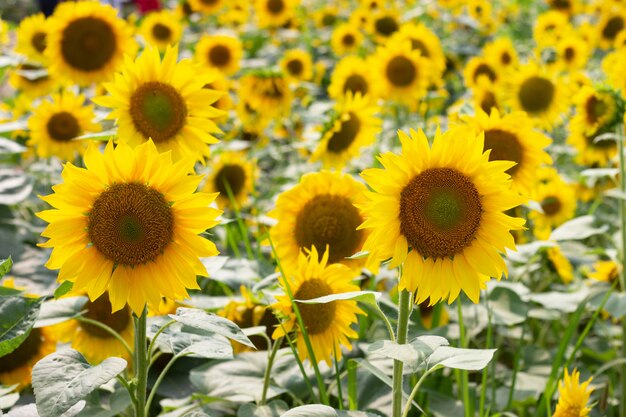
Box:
368, 336, 448, 373
170, 307, 255, 348
0, 296, 43, 357
427, 347, 496, 371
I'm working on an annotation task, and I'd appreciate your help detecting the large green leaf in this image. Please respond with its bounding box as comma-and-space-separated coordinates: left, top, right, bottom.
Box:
0, 295, 43, 357
368, 336, 448, 373
170, 307, 255, 348
427, 347, 496, 371
32, 349, 127, 417
238, 400, 289, 417
488, 286, 529, 326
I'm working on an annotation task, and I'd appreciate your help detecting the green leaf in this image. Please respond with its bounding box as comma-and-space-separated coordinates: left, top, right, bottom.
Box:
238, 400, 289, 417
54, 281, 74, 299
294, 291, 381, 306
427, 347, 497, 371
0, 138, 26, 155
32, 349, 127, 417
280, 405, 380, 417
549, 216, 608, 241
488, 287, 529, 326
0, 168, 33, 205
368, 336, 449, 373
0, 257, 12, 278
170, 307, 255, 348
35, 296, 88, 328
0, 296, 43, 357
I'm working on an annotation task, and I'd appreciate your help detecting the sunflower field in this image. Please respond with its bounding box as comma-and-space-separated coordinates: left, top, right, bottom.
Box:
2, 0, 626, 416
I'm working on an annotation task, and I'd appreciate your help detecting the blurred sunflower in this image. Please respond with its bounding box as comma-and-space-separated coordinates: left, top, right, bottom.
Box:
27, 90, 100, 160
533, 10, 570, 47
46, 1, 136, 86
8, 63, 56, 99
15, 13, 48, 64
483, 38, 518, 71
369, 10, 400, 42
313, 5, 339, 28
37, 140, 222, 314
255, 0, 298, 29
0, 19, 8, 46
529, 178, 577, 239
311, 93, 381, 169
203, 151, 256, 209
280, 49, 313, 83
391, 22, 446, 83
588, 260, 620, 285
553, 369, 593, 417
358, 127, 526, 304
188, 0, 226, 15
547, 246, 574, 284
463, 56, 499, 90
417, 299, 449, 329
139, 10, 182, 52
95, 45, 223, 162
239, 72, 292, 120
202, 69, 233, 115
598, 7, 626, 49
571, 86, 619, 136
195, 35, 242, 76
547, 0, 579, 15
328, 55, 379, 102
331, 23, 363, 56
472, 84, 501, 115
554, 35, 589, 71
272, 246, 365, 366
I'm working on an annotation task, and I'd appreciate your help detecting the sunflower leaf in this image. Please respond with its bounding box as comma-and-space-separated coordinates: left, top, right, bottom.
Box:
0, 257, 12, 278
367, 336, 449, 373
280, 404, 380, 416
0, 168, 33, 205
237, 400, 289, 417
293, 291, 381, 306
0, 137, 26, 155
54, 281, 74, 299
427, 346, 497, 371
549, 216, 609, 241
0, 295, 43, 357
35, 296, 88, 328
31, 349, 126, 417
170, 307, 255, 348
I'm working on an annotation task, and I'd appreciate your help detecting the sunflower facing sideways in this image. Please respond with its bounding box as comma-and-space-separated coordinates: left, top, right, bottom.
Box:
357, 127, 526, 305
203, 151, 256, 209
272, 246, 365, 366
27, 90, 100, 160
37, 140, 223, 314
15, 13, 49, 64
95, 45, 223, 163
139, 10, 182, 52
553, 369, 594, 417
45, 1, 136, 86
195, 35, 242, 76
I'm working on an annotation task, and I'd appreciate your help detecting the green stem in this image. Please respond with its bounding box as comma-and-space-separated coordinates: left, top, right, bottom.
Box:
457, 300, 472, 417
618, 122, 626, 417
347, 359, 358, 410
222, 179, 254, 260
401, 365, 442, 417
77, 317, 133, 358
333, 345, 344, 410
147, 319, 176, 365
144, 352, 190, 414
260, 337, 282, 405
134, 307, 148, 417
479, 293, 493, 416
392, 289, 412, 417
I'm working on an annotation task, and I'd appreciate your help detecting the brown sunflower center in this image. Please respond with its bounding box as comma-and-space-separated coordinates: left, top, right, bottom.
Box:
473, 63, 497, 83
602, 16, 625, 41
327, 112, 361, 153
215, 164, 246, 197
399, 168, 483, 259
501, 52, 512, 65
295, 194, 363, 264
480, 91, 497, 114
342, 34, 356, 47
46, 111, 81, 142
410, 39, 430, 58
293, 278, 336, 335
130, 81, 187, 143
374, 16, 399, 36
32, 32, 47, 53
152, 23, 172, 41
386, 56, 417, 87
540, 196, 561, 216
518, 76, 555, 113
322, 13, 336, 26
88, 182, 174, 266
209, 44, 231, 67
343, 74, 369, 96
484, 129, 524, 176
61, 17, 116, 72
267, 0, 285, 14
79, 293, 131, 338
263, 77, 285, 99
550, 0, 570, 10
286, 58, 304, 76
242, 130, 259, 142
585, 95, 608, 125
564, 46, 575, 62
0, 328, 42, 373
201, 0, 219, 4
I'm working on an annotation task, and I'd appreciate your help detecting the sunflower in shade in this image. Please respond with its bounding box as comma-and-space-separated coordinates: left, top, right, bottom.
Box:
139, 10, 182, 52
203, 151, 256, 209
15, 13, 49, 64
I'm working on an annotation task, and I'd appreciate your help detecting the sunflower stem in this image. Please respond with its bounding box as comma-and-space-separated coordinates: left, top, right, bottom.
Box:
401, 365, 442, 417
260, 337, 282, 406
134, 307, 148, 417
479, 292, 493, 416
333, 345, 345, 410
145, 352, 191, 415
617, 121, 626, 417
222, 179, 255, 260
457, 299, 472, 417
147, 319, 176, 366
392, 288, 411, 417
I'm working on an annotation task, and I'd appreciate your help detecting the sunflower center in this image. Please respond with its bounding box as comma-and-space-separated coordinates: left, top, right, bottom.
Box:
322, 13, 336, 26
564, 46, 575, 62
386, 56, 417, 87
242, 130, 259, 142
88, 182, 174, 266
215, 164, 246, 197
585, 96, 608, 125
518, 76, 555, 113
152, 23, 172, 41
603, 16, 624, 40
293, 279, 336, 335
501, 52, 511, 65
46, 111, 81, 142
473, 63, 497, 83
551, 0, 570, 10
130, 81, 187, 143
399, 168, 482, 259
79, 293, 131, 338
209, 45, 231, 67
267, 0, 285, 14
343, 74, 369, 96
375, 16, 399, 36
484, 129, 523, 176
540, 196, 561, 216
61, 17, 116, 72
295, 194, 363, 264
342, 34, 356, 46
286, 59, 304, 76
201, 0, 219, 4
264, 77, 285, 98
327, 112, 361, 153
32, 32, 47, 53
410, 39, 430, 58
0, 328, 42, 373
480, 91, 497, 114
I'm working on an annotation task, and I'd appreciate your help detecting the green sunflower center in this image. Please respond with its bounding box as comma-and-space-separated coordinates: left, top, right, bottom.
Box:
267, 0, 285, 14
295, 194, 363, 264
61, 17, 116, 72
47, 111, 81, 142
88, 182, 174, 266
585, 95, 608, 125
484, 129, 524, 176
540, 196, 561, 216
322, 13, 336, 26
79, 293, 131, 338
480, 91, 498, 114
386, 56, 417, 87
130, 81, 187, 143
327, 112, 361, 153
342, 34, 356, 47
602, 16, 624, 41
286, 59, 304, 76
400, 168, 483, 259
472, 63, 497, 83
518, 76, 555, 113
343, 74, 369, 96
209, 44, 231, 67
215, 164, 246, 197
374, 16, 399, 36
293, 279, 336, 335
151, 23, 172, 41
410, 39, 430, 58
32, 31, 47, 53
0, 328, 42, 373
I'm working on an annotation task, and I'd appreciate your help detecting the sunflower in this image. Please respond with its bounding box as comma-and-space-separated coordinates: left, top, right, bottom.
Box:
547, 0, 580, 15
195, 35, 242, 76
553, 369, 593, 417
27, 91, 100, 160
37, 140, 222, 315
529, 177, 577, 240
328, 55, 380, 102
139, 10, 182, 52
505, 63, 569, 130
463, 57, 499, 91
373, 41, 430, 107
533, 10, 571, 47
310, 93, 381, 169
188, 0, 226, 15
588, 260, 620, 285
483, 38, 518, 71
45, 1, 136, 86
472, 84, 501, 115
238, 72, 292, 120
417, 300, 449, 329
390, 22, 446, 84
598, 7, 626, 49
357, 127, 526, 304
8, 63, 57, 99
0, 18, 8, 46
255, 0, 298, 29
313, 5, 339, 28
461, 109, 552, 196
0, 327, 57, 389
94, 45, 223, 163
602, 50, 626, 95
331, 23, 363, 56
270, 171, 374, 273
15, 13, 49, 64
54, 292, 134, 364
280, 49, 313, 83
369, 10, 401, 42
271, 246, 365, 366
219, 0, 250, 26
547, 246, 573, 284
554, 35, 590, 71
203, 151, 256, 209
571, 86, 619, 136
202, 69, 233, 115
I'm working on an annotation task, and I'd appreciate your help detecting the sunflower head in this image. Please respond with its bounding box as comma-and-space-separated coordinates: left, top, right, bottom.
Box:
139, 10, 183, 52
328, 55, 380, 102
195, 34, 242, 76
331, 23, 363, 56
15, 13, 49, 64
553, 369, 593, 417
204, 151, 256, 209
